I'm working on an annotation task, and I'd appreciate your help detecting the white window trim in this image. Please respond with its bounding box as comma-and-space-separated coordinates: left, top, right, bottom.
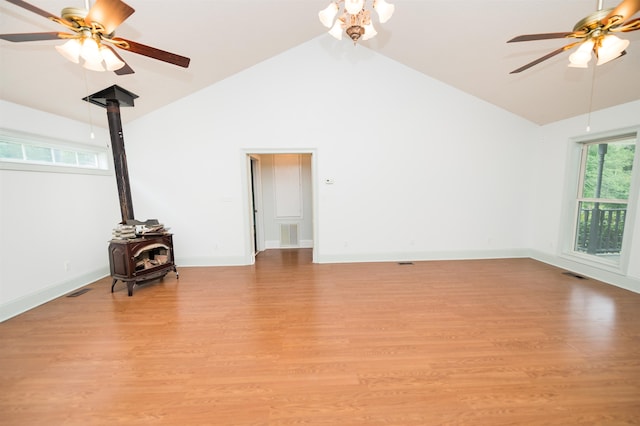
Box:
0, 128, 112, 176
560, 126, 640, 274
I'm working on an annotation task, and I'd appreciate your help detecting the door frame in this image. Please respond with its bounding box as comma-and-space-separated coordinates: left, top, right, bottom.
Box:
241, 148, 318, 264
249, 155, 264, 255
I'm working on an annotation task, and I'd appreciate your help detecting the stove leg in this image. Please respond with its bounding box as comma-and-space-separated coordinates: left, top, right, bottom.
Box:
127, 282, 134, 297
111, 278, 118, 293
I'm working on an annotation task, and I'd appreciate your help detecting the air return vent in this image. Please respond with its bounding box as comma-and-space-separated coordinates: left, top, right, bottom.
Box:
280, 223, 299, 246
562, 271, 587, 280
67, 288, 92, 297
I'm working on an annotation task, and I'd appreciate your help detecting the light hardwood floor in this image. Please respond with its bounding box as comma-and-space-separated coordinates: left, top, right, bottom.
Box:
1, 249, 639, 425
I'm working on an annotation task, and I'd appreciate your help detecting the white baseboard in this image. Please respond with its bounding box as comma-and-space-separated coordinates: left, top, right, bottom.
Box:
0, 267, 109, 323
315, 248, 530, 264
175, 256, 248, 267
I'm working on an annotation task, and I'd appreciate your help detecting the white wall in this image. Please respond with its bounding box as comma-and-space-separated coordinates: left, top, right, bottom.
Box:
0, 101, 119, 321
2, 38, 638, 321
123, 37, 538, 266
530, 100, 640, 292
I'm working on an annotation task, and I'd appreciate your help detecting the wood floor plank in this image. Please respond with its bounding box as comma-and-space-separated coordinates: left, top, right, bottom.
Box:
1, 249, 640, 424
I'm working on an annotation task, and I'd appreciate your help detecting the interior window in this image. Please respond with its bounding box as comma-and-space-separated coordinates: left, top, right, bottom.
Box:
572, 134, 637, 265
0, 128, 109, 174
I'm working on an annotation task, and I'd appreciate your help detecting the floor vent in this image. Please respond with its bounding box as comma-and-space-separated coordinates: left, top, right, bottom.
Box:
562, 272, 587, 280
398, 262, 414, 265
67, 288, 92, 297
280, 223, 299, 246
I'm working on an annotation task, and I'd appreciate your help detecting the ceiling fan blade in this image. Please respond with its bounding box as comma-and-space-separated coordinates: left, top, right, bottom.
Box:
601, 0, 640, 26
5, 0, 73, 26
612, 17, 640, 31
85, 0, 135, 35
112, 37, 190, 68
103, 45, 135, 75
0, 32, 65, 42
508, 32, 575, 43
509, 41, 582, 74
6, 0, 59, 20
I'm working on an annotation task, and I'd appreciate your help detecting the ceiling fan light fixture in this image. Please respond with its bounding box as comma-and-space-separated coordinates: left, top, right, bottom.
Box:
319, 0, 393, 44
56, 36, 125, 72
80, 37, 102, 63
568, 39, 595, 68
596, 34, 630, 65
319, 2, 339, 28
362, 22, 377, 40
596, 51, 625, 65
329, 20, 344, 40
346, 25, 365, 43
55, 39, 82, 64
373, 0, 395, 23
82, 58, 106, 72
345, 0, 364, 15
100, 46, 125, 71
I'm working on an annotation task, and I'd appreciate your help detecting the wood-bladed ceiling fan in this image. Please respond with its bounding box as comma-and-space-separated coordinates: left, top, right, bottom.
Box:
0, 0, 190, 74
508, 0, 640, 73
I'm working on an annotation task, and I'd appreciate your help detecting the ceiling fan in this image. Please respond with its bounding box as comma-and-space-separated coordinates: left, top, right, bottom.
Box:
508, 0, 640, 73
0, 0, 190, 74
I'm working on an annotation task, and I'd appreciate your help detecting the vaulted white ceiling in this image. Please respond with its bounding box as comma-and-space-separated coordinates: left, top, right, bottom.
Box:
1, 0, 639, 126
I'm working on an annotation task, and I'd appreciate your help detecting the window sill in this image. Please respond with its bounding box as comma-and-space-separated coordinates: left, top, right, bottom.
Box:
560, 250, 626, 275
0, 161, 111, 176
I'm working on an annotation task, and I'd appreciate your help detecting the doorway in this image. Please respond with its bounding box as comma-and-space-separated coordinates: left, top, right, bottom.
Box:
245, 151, 316, 264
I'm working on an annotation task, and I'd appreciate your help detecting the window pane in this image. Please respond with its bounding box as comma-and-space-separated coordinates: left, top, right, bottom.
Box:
0, 141, 23, 160
0, 129, 109, 173
581, 142, 635, 200
575, 201, 628, 255
77, 152, 98, 167
24, 145, 52, 162
53, 149, 77, 165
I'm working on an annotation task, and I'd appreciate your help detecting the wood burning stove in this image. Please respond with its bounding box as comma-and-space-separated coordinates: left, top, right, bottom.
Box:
108, 234, 178, 296
85, 85, 178, 296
